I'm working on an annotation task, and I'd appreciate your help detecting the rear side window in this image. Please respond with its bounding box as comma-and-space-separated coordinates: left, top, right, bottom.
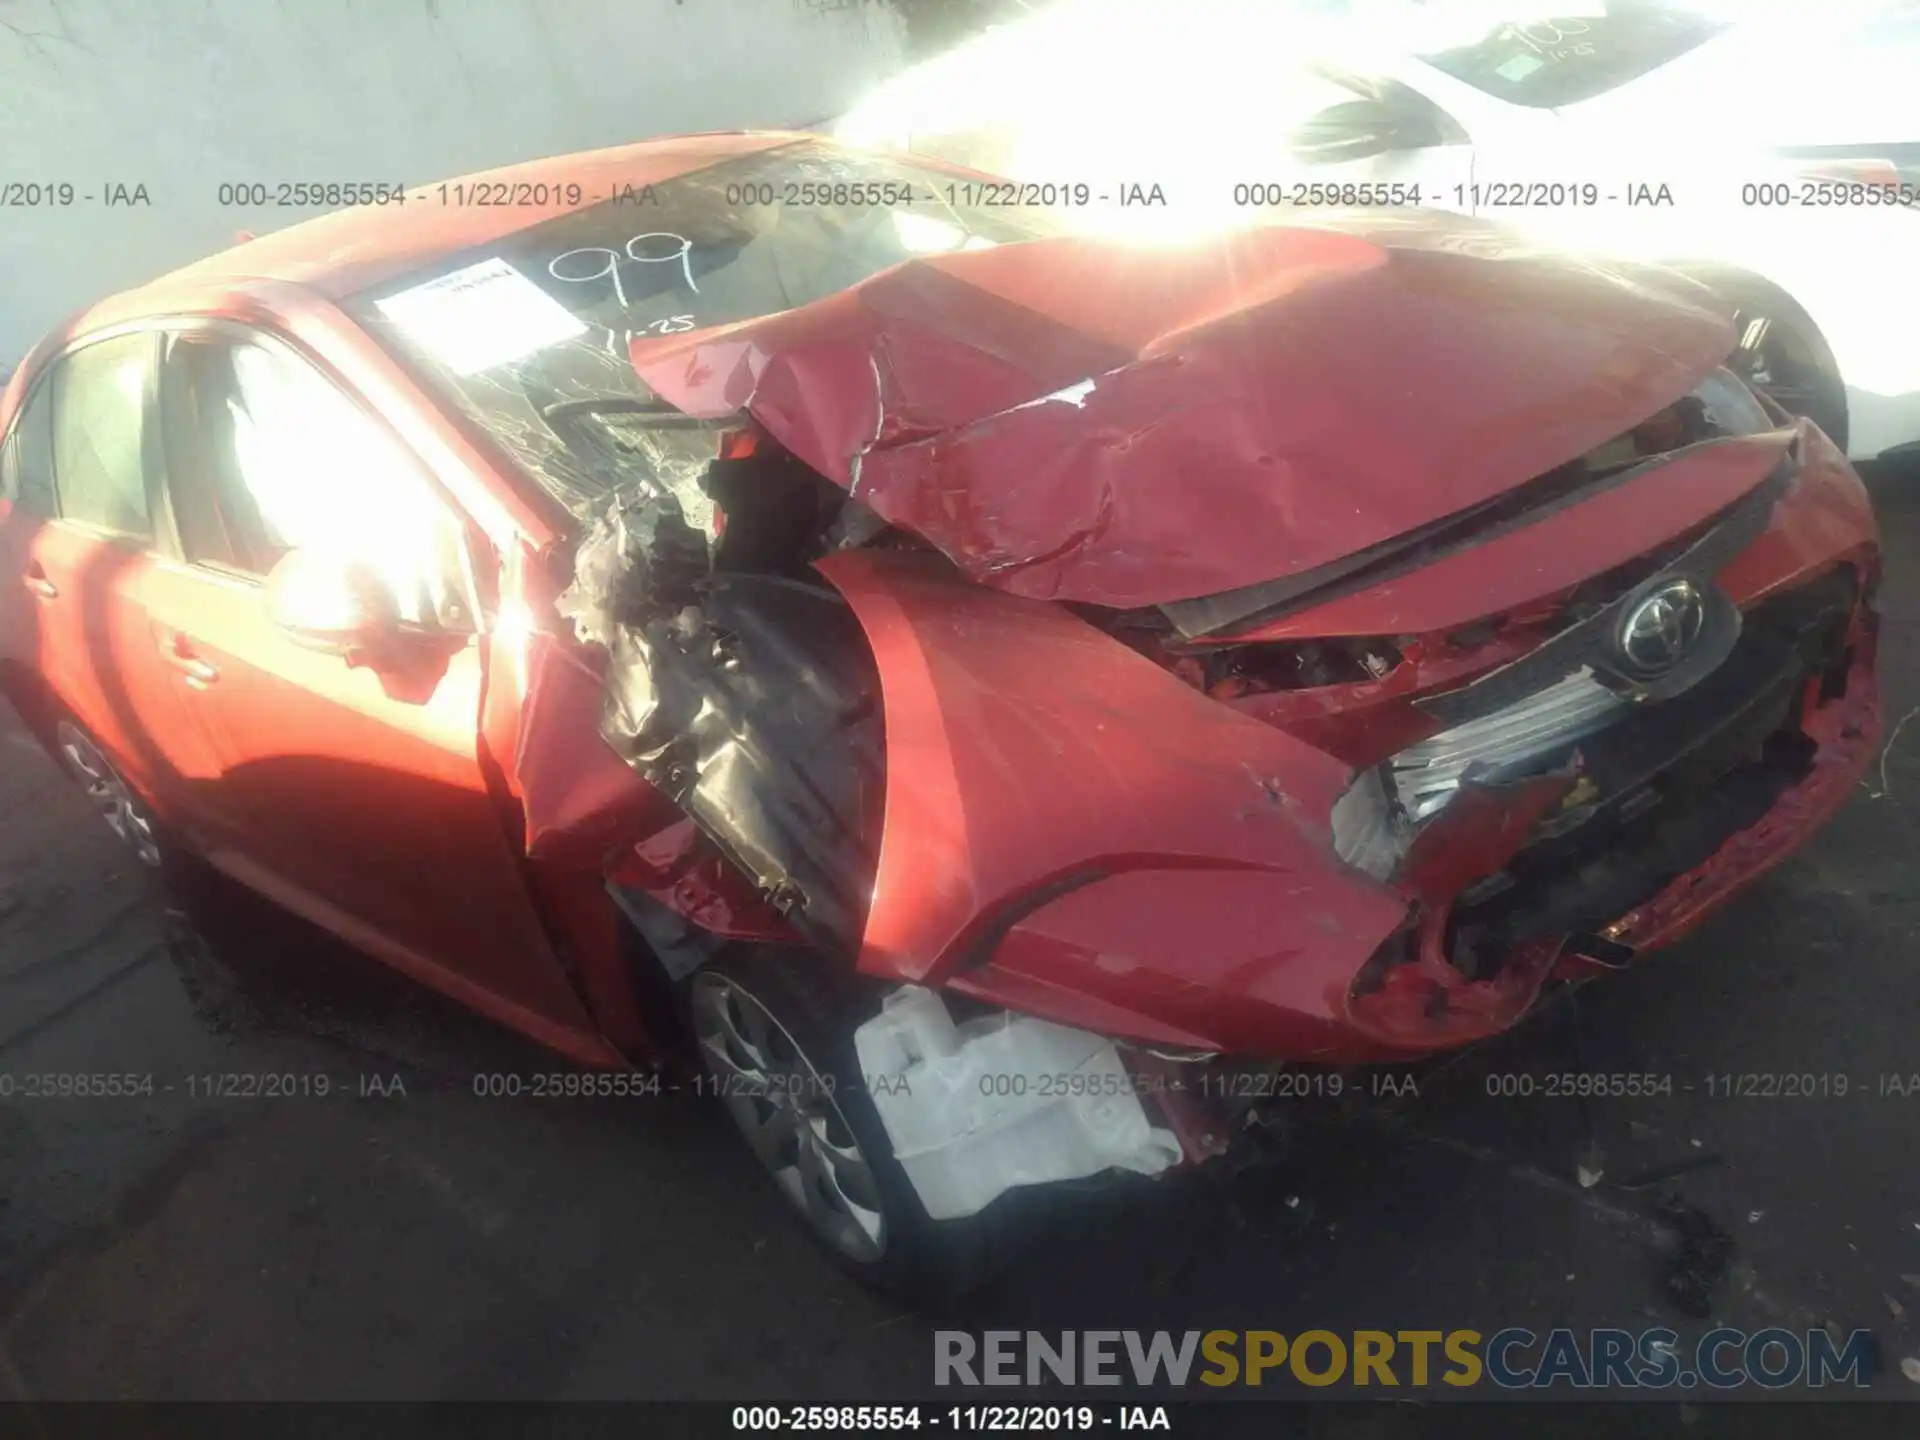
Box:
0, 382, 57, 517
49, 334, 156, 539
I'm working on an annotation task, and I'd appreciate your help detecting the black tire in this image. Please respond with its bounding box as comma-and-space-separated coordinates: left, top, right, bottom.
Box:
32, 703, 260, 1033
1674, 265, 1849, 453
684, 946, 1010, 1302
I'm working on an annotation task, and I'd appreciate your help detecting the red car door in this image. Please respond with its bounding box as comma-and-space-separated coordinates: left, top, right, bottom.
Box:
147, 323, 600, 1050
1, 333, 227, 842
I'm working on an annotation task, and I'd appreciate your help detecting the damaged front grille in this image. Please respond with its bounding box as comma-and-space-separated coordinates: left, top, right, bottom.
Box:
1381, 474, 1786, 826
1416, 461, 1784, 729
1443, 567, 1860, 977
1390, 668, 1629, 821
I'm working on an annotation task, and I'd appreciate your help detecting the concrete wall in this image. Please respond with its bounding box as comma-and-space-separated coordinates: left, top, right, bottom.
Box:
0, 0, 909, 364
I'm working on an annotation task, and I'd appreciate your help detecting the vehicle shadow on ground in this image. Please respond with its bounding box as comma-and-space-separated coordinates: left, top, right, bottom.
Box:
154, 852, 560, 1082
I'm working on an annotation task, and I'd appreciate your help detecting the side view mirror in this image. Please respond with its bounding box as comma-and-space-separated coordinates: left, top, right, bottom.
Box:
264, 548, 402, 660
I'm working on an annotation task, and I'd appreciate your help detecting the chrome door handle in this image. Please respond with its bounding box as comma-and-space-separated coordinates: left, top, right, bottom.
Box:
23, 560, 56, 600
159, 635, 219, 687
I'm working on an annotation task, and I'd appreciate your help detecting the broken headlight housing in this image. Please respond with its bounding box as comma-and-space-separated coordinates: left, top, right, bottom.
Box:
1330, 763, 1412, 881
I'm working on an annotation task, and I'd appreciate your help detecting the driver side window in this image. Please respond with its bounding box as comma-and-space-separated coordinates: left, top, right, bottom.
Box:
160, 332, 474, 629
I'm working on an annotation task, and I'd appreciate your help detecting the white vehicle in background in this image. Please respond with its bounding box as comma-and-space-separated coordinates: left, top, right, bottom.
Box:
836, 0, 1920, 462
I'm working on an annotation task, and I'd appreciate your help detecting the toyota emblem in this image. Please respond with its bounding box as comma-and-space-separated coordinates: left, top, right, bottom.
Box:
1618, 577, 1707, 674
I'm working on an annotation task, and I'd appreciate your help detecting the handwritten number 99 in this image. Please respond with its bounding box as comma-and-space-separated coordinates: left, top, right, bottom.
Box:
548, 232, 698, 307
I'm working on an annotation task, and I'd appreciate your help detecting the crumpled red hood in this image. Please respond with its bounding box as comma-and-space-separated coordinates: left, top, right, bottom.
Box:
628, 213, 1734, 608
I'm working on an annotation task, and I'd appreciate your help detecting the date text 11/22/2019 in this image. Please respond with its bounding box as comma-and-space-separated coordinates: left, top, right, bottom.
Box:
730, 1405, 1173, 1431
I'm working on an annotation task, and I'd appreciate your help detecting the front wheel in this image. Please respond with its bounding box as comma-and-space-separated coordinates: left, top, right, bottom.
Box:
685, 949, 1007, 1300
54, 719, 164, 869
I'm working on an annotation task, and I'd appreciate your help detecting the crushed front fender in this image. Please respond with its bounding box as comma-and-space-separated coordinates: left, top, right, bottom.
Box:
815, 548, 1415, 1058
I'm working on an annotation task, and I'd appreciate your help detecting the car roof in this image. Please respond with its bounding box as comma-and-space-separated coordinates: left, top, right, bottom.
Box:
70, 131, 806, 329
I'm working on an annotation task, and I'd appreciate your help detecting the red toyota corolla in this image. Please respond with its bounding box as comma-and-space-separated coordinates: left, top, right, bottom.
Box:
0, 133, 1881, 1295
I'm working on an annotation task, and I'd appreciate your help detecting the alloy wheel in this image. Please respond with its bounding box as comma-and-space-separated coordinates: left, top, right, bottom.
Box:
689, 971, 888, 1264
55, 721, 162, 868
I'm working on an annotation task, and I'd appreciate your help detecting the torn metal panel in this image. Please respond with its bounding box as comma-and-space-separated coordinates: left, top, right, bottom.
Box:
544, 445, 877, 962
629, 217, 1735, 608
510, 630, 679, 867
556, 485, 711, 652
1348, 925, 1569, 1057
607, 816, 797, 944
598, 571, 885, 959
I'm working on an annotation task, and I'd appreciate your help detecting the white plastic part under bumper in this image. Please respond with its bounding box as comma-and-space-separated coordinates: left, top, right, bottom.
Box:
851, 986, 1182, 1221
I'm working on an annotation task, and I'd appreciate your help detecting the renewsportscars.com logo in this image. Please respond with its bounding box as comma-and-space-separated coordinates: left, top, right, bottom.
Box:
934, 1328, 1878, 1391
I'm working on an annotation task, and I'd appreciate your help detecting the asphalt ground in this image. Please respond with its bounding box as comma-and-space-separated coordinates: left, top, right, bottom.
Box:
2, 459, 1920, 1433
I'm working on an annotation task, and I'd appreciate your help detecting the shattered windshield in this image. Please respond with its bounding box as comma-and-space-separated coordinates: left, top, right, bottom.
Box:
1416, 4, 1728, 107
347, 141, 1069, 520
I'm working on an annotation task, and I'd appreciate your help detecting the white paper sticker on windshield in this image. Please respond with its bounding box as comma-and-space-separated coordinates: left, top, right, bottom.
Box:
374, 257, 587, 376
1494, 52, 1547, 82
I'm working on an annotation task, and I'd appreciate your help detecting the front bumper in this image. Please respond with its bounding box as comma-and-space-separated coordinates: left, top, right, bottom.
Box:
1350, 574, 1879, 1052
918, 428, 1881, 1070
